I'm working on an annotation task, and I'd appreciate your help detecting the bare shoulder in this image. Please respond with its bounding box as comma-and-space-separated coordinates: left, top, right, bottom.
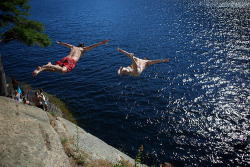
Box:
70, 46, 79, 51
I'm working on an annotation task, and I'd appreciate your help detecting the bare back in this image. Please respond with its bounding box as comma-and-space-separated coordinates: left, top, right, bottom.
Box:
32, 96, 42, 106
134, 57, 149, 71
67, 47, 85, 63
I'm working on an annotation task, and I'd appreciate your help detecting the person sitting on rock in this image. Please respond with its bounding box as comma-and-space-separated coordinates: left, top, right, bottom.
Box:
23, 97, 30, 105
32, 91, 43, 110
14, 90, 22, 103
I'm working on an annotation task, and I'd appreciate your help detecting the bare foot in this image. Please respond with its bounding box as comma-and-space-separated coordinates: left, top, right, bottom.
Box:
117, 47, 122, 52
33, 66, 41, 77
164, 58, 170, 63
37, 66, 41, 70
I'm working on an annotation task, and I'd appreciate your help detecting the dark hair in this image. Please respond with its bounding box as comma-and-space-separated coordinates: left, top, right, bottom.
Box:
12, 76, 18, 86
78, 42, 85, 47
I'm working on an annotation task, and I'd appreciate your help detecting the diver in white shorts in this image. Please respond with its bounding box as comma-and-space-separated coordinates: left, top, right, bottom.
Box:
117, 47, 170, 77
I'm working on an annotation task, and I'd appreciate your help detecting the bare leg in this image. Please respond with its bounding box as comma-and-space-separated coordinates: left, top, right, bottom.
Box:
42, 62, 53, 68
118, 66, 123, 76
47, 65, 67, 74
33, 63, 67, 76
130, 54, 138, 73
117, 47, 138, 73
33, 66, 57, 76
117, 47, 134, 59
45, 104, 48, 112
41, 62, 64, 72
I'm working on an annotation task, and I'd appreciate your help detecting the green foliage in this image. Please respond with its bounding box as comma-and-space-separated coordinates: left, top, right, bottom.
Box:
113, 160, 128, 167
73, 152, 86, 165
49, 111, 57, 117
0, 0, 51, 47
135, 145, 143, 167
73, 124, 81, 153
46, 94, 76, 124
113, 145, 144, 167
72, 124, 86, 165
60, 137, 68, 145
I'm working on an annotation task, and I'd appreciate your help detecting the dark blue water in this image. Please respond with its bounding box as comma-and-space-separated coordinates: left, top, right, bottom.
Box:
1, 0, 249, 166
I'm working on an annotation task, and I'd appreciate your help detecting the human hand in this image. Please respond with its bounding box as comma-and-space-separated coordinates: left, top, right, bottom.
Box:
102, 39, 109, 44
164, 58, 170, 62
56, 41, 61, 45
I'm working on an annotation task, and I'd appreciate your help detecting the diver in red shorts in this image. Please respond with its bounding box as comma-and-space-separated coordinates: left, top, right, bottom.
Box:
33, 39, 108, 76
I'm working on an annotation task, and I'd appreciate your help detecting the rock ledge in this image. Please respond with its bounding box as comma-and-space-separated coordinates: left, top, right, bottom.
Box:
0, 96, 144, 167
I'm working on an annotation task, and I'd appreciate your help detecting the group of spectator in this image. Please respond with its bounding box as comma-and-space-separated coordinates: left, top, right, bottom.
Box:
10, 77, 48, 112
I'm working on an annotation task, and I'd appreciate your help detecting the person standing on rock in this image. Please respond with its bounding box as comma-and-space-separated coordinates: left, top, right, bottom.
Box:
33, 39, 109, 76
12, 76, 22, 94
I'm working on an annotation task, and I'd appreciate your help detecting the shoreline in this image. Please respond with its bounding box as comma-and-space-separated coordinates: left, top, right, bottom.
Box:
3, 78, 146, 167
4, 77, 147, 166
0, 96, 144, 167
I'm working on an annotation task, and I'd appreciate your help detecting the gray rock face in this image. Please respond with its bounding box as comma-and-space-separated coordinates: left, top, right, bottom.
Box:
0, 96, 146, 167
0, 96, 71, 167
54, 117, 137, 165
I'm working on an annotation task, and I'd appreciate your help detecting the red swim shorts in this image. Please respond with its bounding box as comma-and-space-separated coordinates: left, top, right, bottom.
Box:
55, 57, 76, 73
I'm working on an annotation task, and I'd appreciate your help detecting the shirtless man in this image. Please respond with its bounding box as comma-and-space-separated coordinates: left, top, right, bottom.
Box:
33, 39, 109, 76
32, 91, 43, 110
117, 47, 170, 77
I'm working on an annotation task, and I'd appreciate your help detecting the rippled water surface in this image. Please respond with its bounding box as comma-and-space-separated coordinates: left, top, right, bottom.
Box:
1, 0, 249, 166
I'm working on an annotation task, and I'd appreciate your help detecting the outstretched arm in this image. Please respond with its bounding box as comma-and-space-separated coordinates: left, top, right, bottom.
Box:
56, 41, 74, 49
84, 39, 109, 51
117, 47, 134, 58
117, 47, 138, 73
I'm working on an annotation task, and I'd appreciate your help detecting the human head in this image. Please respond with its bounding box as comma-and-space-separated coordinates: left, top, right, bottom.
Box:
35, 91, 39, 96
23, 97, 27, 103
12, 76, 18, 85
23, 97, 26, 104
78, 42, 85, 48
40, 89, 43, 93
162, 162, 173, 167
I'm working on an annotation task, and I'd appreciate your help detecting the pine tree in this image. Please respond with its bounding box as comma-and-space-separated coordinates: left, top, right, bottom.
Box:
0, 0, 51, 96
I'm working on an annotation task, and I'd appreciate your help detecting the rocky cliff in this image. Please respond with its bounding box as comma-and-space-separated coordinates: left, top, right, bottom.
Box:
0, 96, 144, 167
